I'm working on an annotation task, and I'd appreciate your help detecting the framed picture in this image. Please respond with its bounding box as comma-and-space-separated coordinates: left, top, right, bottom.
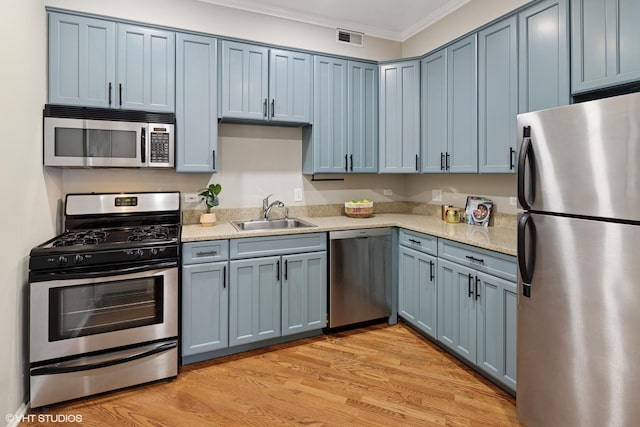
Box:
464, 196, 493, 226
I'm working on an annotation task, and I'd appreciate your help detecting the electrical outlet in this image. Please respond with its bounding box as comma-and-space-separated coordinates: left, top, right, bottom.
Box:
184, 193, 200, 203
383, 189, 393, 196
510, 196, 518, 206
294, 188, 303, 202
432, 189, 442, 202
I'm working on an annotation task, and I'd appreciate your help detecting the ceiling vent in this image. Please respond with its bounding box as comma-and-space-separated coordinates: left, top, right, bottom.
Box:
336, 29, 363, 47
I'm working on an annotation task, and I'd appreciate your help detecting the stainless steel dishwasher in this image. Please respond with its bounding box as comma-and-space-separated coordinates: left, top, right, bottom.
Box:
329, 228, 392, 328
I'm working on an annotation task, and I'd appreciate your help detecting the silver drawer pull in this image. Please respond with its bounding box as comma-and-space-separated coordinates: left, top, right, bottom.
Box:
466, 255, 484, 264
196, 250, 218, 256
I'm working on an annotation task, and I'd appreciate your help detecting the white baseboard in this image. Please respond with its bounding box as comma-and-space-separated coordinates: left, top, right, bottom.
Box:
5, 402, 28, 427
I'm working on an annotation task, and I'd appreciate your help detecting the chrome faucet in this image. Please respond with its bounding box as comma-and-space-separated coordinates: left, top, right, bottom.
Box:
262, 194, 286, 220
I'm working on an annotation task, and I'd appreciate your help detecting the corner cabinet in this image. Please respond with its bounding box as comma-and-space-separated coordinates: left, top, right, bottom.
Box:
48, 12, 175, 112
302, 57, 378, 174
571, 0, 640, 94
421, 34, 477, 173
175, 33, 218, 173
478, 16, 518, 173
518, 0, 570, 112
219, 41, 312, 124
379, 60, 420, 173
228, 233, 327, 347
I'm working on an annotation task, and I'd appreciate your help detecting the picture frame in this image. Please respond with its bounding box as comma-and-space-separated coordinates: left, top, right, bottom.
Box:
464, 196, 493, 227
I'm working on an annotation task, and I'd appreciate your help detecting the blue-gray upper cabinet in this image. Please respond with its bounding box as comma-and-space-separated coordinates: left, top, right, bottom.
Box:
48, 13, 175, 111
420, 49, 448, 173
421, 35, 477, 173
175, 34, 218, 173
379, 60, 421, 173
348, 61, 379, 173
519, 0, 570, 112
478, 17, 518, 174
571, 0, 640, 94
48, 12, 115, 108
302, 56, 348, 173
220, 41, 311, 124
116, 24, 175, 112
269, 49, 313, 123
447, 34, 478, 173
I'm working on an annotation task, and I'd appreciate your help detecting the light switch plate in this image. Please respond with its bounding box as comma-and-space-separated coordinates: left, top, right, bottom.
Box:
383, 189, 393, 196
432, 189, 442, 202
184, 193, 199, 203
509, 196, 517, 206
294, 188, 303, 202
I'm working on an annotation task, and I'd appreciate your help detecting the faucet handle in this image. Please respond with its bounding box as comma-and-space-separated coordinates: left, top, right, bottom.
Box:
262, 194, 272, 208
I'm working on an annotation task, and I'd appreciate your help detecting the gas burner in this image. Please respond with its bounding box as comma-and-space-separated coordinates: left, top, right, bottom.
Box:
52, 230, 108, 247
127, 226, 170, 242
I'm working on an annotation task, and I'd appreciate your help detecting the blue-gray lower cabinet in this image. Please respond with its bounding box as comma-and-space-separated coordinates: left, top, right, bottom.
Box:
571, 0, 640, 94
478, 16, 517, 174
281, 252, 327, 336
398, 246, 437, 339
175, 33, 218, 173
476, 271, 517, 392
229, 256, 281, 347
182, 261, 229, 356
437, 258, 477, 364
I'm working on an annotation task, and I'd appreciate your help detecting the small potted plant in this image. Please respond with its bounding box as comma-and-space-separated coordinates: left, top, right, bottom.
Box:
198, 183, 222, 227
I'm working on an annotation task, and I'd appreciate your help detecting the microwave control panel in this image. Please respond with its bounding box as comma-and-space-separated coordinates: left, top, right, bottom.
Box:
150, 130, 171, 164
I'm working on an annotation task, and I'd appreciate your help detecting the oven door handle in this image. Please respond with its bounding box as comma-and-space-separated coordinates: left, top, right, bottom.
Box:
30, 261, 178, 282
31, 341, 177, 376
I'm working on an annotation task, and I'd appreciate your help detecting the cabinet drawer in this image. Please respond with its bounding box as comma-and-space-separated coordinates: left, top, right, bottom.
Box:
398, 229, 437, 256
183, 240, 229, 264
230, 233, 327, 259
438, 239, 516, 282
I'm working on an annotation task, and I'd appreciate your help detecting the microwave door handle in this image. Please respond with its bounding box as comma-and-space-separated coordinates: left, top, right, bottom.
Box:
141, 127, 146, 164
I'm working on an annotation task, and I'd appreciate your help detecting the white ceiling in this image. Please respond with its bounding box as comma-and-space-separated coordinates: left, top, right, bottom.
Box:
197, 0, 472, 42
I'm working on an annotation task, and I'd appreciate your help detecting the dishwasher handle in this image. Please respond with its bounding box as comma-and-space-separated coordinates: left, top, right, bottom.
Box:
329, 228, 392, 240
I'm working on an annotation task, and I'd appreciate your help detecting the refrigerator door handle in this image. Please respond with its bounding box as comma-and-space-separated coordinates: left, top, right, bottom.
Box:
517, 126, 536, 210
518, 212, 537, 292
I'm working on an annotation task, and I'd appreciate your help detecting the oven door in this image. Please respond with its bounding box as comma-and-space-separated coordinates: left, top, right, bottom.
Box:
30, 266, 178, 363
44, 116, 145, 167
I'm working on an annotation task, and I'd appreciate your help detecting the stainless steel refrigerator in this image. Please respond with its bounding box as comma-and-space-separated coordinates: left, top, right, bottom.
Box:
516, 92, 640, 427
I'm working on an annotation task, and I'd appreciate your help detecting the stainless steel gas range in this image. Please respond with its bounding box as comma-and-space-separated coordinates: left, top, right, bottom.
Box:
28, 192, 181, 408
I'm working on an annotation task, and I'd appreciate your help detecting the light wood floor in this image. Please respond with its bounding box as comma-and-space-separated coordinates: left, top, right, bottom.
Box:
23, 323, 520, 426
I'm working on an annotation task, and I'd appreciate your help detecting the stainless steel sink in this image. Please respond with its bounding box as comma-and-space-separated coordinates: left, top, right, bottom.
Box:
230, 218, 317, 231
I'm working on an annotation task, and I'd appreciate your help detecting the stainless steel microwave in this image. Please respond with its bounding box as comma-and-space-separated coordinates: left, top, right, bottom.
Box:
43, 105, 175, 168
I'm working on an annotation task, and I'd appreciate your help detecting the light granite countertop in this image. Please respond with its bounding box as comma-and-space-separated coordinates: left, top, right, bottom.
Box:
181, 213, 517, 256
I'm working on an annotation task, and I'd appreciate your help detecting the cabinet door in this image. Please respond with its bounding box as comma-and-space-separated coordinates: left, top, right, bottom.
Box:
379, 60, 421, 173
399, 246, 437, 338
437, 258, 476, 364
348, 61, 378, 173
519, 0, 570, 112
269, 49, 312, 123
229, 257, 281, 346
571, 0, 640, 93
220, 41, 269, 120
281, 252, 327, 336
478, 17, 517, 174
447, 35, 477, 173
117, 24, 175, 112
48, 13, 115, 107
175, 33, 218, 173
476, 272, 517, 392
420, 49, 448, 173
312, 56, 348, 173
182, 262, 228, 356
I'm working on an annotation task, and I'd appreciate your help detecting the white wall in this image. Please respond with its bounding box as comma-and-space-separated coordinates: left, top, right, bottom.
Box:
46, 0, 402, 61
0, 0, 62, 420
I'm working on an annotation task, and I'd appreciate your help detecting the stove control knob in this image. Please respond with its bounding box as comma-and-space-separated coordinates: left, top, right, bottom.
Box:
74, 255, 84, 264
150, 248, 158, 256
57, 256, 68, 266
135, 249, 145, 258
